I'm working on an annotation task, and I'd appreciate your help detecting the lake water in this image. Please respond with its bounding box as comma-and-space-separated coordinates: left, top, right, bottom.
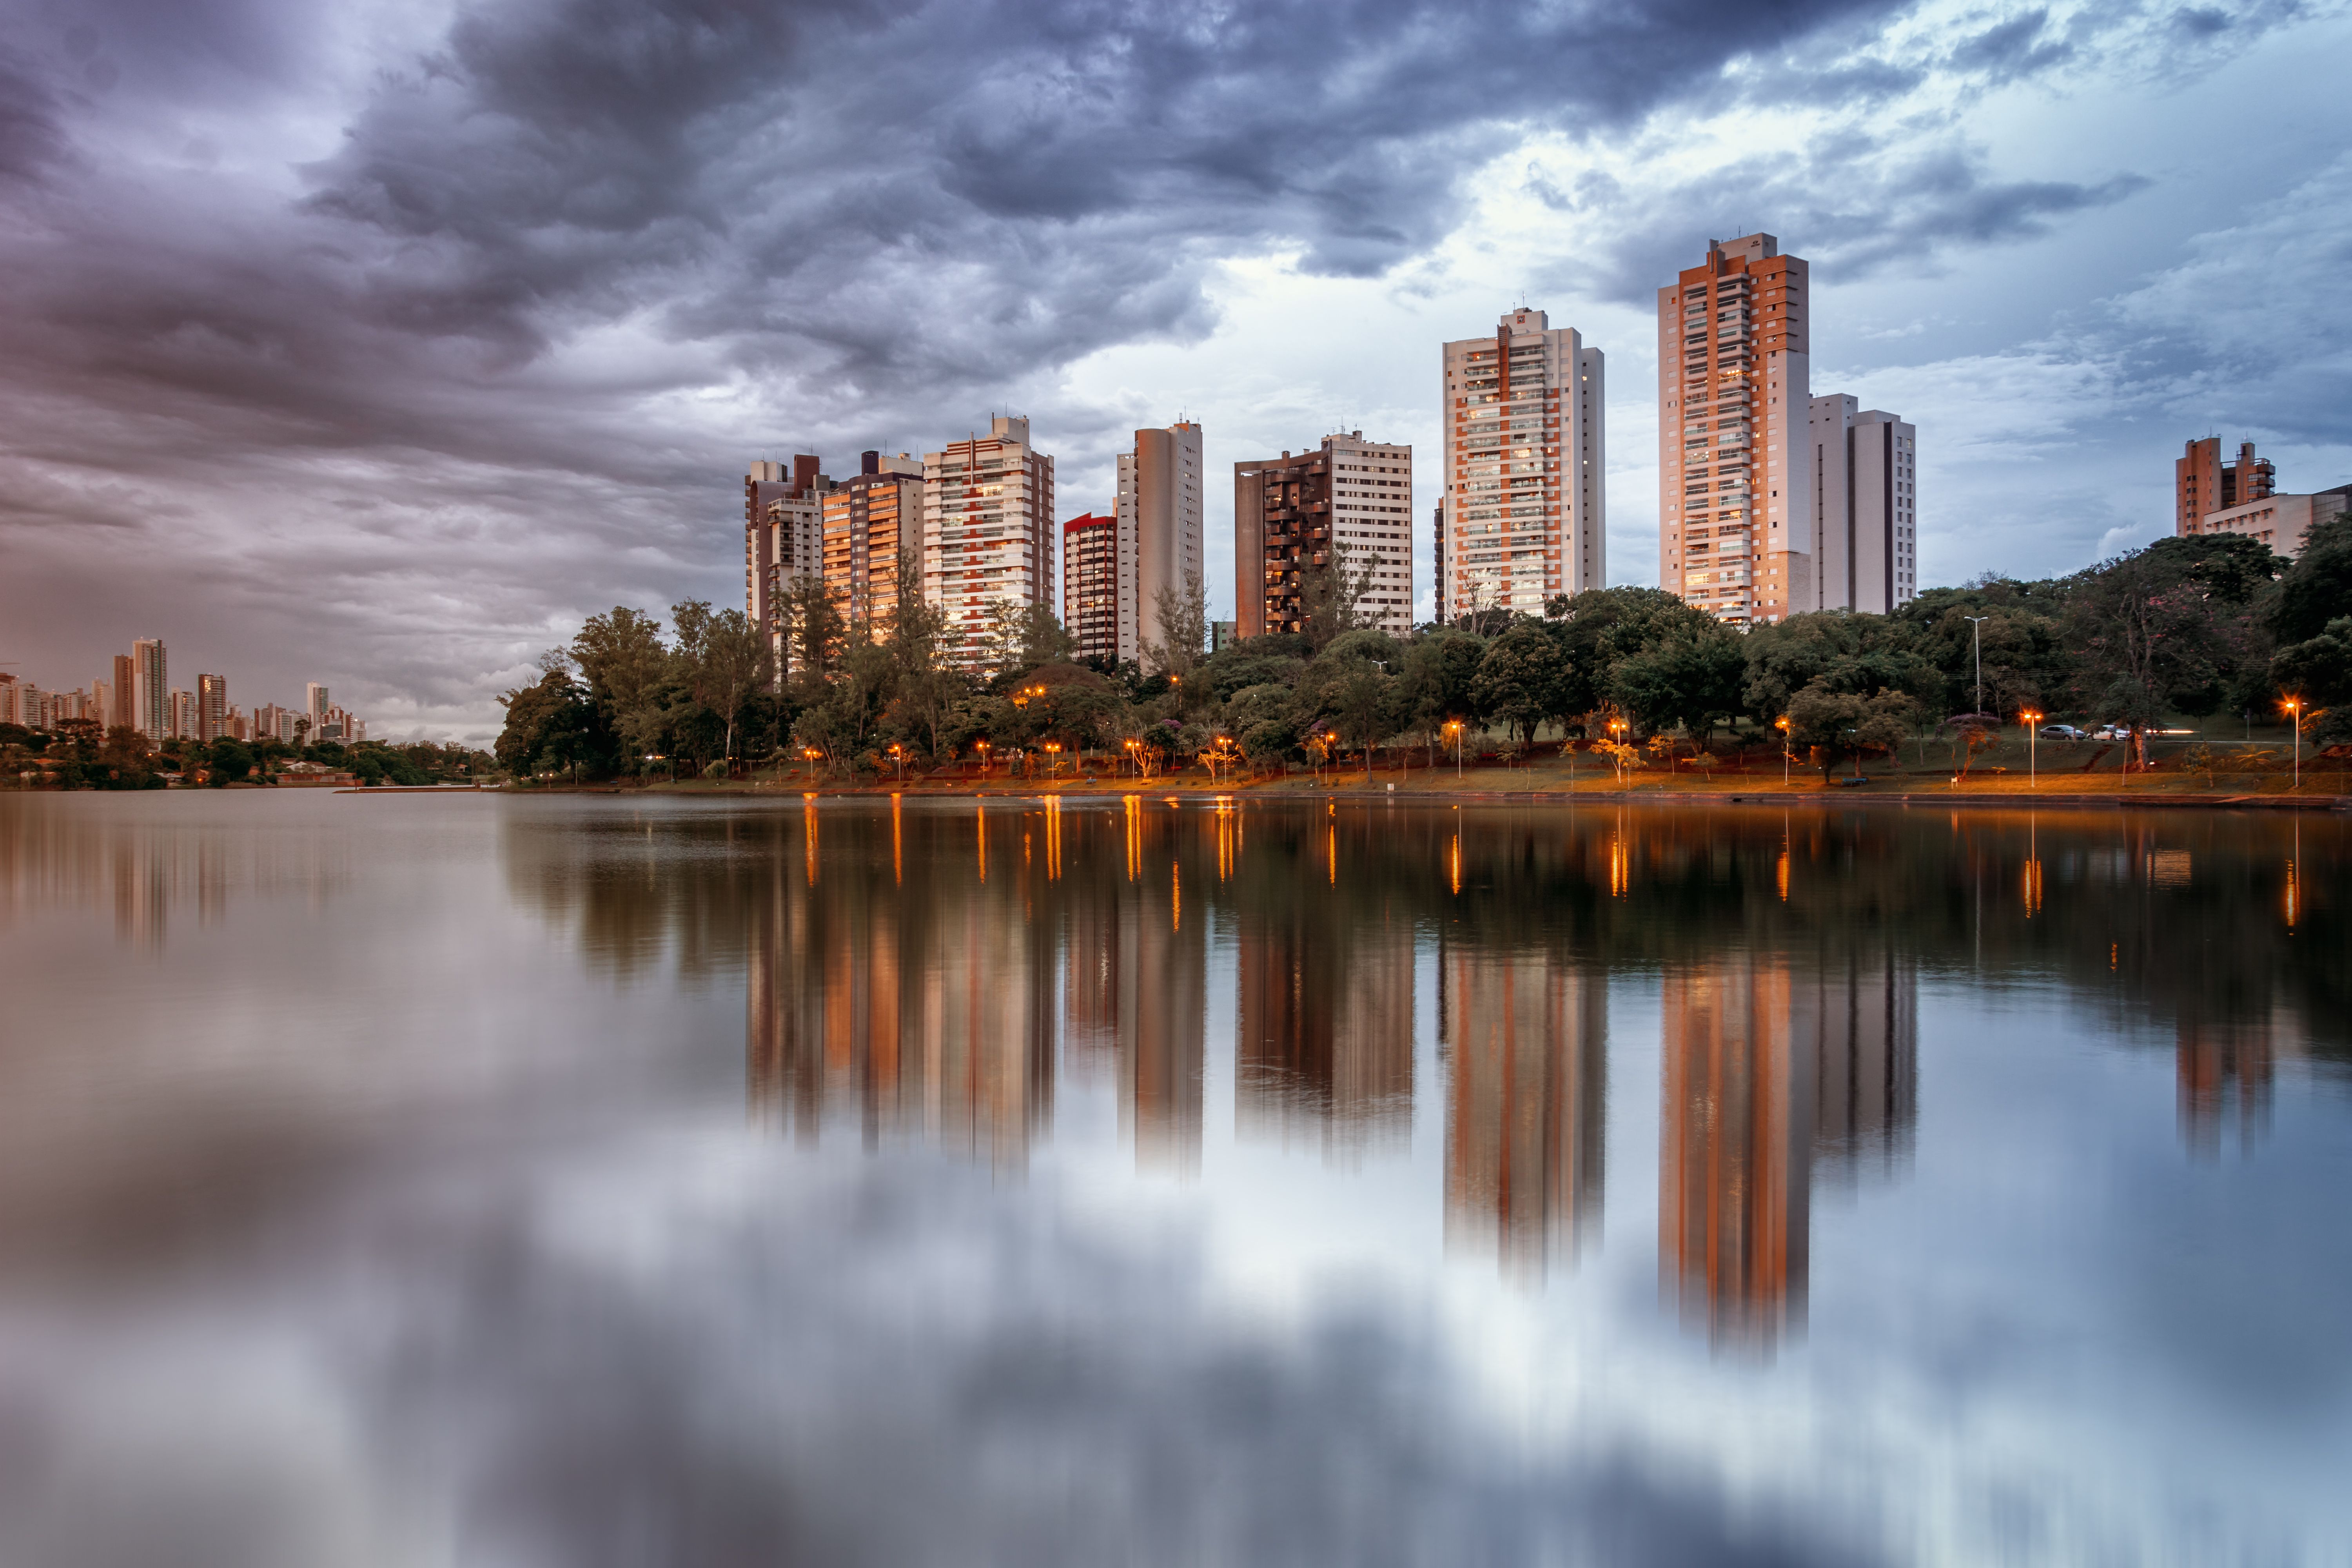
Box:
1, 791, 2346, 1566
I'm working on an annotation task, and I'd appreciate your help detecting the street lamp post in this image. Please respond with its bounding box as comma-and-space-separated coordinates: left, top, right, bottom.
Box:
2021, 710, 2042, 788
2285, 697, 2302, 789
1446, 720, 1463, 778
1776, 715, 1791, 784
975, 739, 991, 780
1964, 616, 1989, 717
889, 744, 904, 785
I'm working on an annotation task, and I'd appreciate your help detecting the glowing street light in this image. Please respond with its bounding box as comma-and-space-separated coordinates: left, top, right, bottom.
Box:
1445, 719, 1464, 777
1044, 740, 1063, 779
975, 739, 992, 779
888, 742, 904, 784
1775, 714, 1791, 785
2020, 709, 2042, 788
2283, 696, 2303, 789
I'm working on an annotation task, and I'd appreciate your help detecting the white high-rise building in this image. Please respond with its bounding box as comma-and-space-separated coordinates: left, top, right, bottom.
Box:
1324, 431, 1415, 637
305, 683, 330, 742
1807, 398, 1918, 613
132, 639, 168, 744
1112, 421, 1204, 666
923, 416, 1056, 668
1439, 307, 1606, 622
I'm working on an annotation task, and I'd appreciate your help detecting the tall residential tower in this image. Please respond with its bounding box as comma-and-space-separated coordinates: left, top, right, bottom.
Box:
1439, 308, 1605, 621
1807, 397, 1918, 613
1659, 236, 1809, 627
1112, 421, 1205, 666
1235, 433, 1412, 640
923, 416, 1056, 667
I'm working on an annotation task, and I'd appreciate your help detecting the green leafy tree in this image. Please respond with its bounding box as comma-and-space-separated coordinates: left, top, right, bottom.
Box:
1472, 624, 1574, 749
2272, 615, 2352, 744
495, 670, 601, 780
206, 738, 254, 783
2269, 510, 2352, 646
1144, 570, 1209, 678
1298, 542, 1382, 652
672, 597, 770, 769
1786, 683, 1920, 781
572, 606, 671, 772
782, 573, 847, 684
1610, 629, 1746, 739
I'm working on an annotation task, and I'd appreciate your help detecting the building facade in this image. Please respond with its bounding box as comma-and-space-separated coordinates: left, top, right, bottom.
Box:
1439, 308, 1604, 621
1113, 421, 1205, 666
109, 653, 134, 730
1658, 235, 1811, 626
132, 640, 168, 744
746, 456, 830, 673
922, 416, 1056, 668
2176, 438, 2274, 536
1060, 512, 1119, 663
1234, 447, 1328, 640
820, 452, 926, 637
196, 675, 228, 744
2189, 485, 2352, 560
1235, 433, 1412, 641
1807, 397, 1919, 613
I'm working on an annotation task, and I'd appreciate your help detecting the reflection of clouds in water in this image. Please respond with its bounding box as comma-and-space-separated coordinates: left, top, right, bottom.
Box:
0, 1141, 1877, 1568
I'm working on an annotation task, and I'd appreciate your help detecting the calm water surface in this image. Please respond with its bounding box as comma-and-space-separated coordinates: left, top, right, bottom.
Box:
1, 791, 2347, 1566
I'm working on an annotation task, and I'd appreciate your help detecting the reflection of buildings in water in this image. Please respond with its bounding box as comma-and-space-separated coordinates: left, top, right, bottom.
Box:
1060, 807, 1207, 1172
1660, 950, 1918, 1350
2176, 1014, 2294, 1154
1234, 906, 1413, 1161
747, 809, 1054, 1167
0, 806, 341, 951
1441, 947, 1606, 1283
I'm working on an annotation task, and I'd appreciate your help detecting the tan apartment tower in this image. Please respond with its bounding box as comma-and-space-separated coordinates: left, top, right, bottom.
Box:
820, 451, 925, 637
2177, 439, 2273, 535
196, 674, 228, 743
1113, 421, 1205, 667
923, 416, 1056, 668
132, 639, 168, 744
747, 456, 830, 675
109, 653, 134, 730
1808, 398, 1918, 613
1659, 236, 1811, 626
1061, 512, 1118, 663
1234, 433, 1413, 640
1440, 308, 1605, 621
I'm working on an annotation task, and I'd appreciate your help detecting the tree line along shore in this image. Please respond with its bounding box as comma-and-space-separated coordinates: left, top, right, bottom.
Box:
492, 515, 2352, 798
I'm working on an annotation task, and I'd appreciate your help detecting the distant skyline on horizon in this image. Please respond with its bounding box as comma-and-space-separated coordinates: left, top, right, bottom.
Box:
3, 0, 2347, 742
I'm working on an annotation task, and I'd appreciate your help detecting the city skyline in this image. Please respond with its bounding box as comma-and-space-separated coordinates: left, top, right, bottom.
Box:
3, 2, 2348, 741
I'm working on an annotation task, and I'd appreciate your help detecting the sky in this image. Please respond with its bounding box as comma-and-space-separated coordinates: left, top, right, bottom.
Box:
2, 0, 2348, 743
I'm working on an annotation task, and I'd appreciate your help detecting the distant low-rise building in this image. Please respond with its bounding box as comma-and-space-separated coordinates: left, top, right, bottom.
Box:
2184, 482, 2352, 561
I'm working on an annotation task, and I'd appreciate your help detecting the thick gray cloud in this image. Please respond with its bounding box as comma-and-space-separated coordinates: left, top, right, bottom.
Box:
0, 0, 2342, 735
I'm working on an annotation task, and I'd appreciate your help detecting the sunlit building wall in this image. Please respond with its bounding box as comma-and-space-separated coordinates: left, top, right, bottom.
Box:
1657, 234, 1810, 627
923, 417, 1056, 668
132, 639, 168, 744
1439, 307, 1604, 621
1442, 947, 1607, 1281
1114, 421, 1205, 665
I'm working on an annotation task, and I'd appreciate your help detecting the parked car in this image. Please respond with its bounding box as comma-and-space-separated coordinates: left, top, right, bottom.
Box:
2040, 724, 2085, 740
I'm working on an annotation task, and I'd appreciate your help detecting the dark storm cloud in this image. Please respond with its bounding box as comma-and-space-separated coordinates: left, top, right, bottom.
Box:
2, 0, 1926, 732
1549, 139, 2148, 306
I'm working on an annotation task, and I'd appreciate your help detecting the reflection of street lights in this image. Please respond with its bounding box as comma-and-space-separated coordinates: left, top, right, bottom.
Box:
2283, 696, 2303, 789
1775, 715, 1791, 784
2020, 710, 2042, 788
1446, 720, 1463, 777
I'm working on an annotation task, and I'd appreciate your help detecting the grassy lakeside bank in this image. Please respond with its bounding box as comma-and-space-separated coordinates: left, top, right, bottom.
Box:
538, 738, 2350, 808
